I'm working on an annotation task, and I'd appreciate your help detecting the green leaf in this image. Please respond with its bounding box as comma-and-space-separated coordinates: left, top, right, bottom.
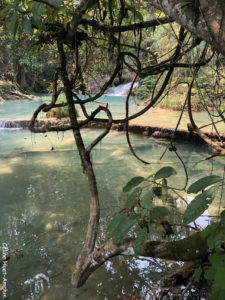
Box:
183, 187, 216, 225
194, 268, 202, 282
98, 39, 105, 46
9, 12, 18, 36
151, 206, 170, 220
206, 254, 225, 299
140, 189, 154, 209
154, 167, 177, 180
123, 176, 144, 193
22, 18, 32, 34
207, 231, 225, 250
47, 0, 62, 8
180, 0, 193, 8
107, 213, 127, 239
82, 13, 92, 20
211, 288, 225, 300
112, 214, 141, 245
134, 227, 148, 255
204, 266, 215, 280
187, 175, 222, 194
134, 11, 143, 22
32, 2, 43, 25
125, 187, 142, 208
201, 223, 218, 238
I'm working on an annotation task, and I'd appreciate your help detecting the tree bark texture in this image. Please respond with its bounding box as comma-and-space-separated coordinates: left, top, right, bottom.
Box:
146, 0, 225, 56
73, 232, 208, 287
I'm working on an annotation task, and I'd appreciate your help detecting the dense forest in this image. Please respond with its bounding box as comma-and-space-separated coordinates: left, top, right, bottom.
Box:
1, 1, 225, 299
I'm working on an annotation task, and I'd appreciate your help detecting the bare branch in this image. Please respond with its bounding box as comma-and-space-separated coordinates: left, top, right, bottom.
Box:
80, 17, 173, 33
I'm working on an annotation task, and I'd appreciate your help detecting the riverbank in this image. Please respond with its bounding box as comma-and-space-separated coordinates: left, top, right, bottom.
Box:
0, 81, 37, 101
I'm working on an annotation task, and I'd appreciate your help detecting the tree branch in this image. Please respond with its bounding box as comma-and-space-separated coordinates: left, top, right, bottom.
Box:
80, 17, 173, 33
72, 232, 208, 287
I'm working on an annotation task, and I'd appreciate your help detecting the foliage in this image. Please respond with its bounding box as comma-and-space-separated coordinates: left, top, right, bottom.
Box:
134, 75, 157, 100
107, 166, 177, 252
108, 167, 225, 297
45, 94, 79, 119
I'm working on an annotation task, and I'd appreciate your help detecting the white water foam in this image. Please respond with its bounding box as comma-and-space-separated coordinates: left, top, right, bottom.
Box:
106, 81, 139, 96
0, 120, 22, 129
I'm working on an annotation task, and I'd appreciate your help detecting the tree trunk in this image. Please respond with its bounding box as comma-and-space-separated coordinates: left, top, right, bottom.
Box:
16, 64, 27, 88
146, 0, 225, 56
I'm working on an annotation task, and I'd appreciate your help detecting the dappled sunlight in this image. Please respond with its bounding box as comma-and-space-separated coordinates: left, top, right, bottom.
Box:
0, 164, 13, 174
45, 223, 53, 230
9, 156, 22, 164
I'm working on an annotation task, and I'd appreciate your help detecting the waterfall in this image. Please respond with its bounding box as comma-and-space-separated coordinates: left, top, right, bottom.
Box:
105, 82, 139, 96
0, 120, 23, 129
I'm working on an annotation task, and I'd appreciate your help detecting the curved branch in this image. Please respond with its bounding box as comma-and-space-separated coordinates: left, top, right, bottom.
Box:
86, 106, 112, 153
125, 76, 151, 164
72, 232, 208, 287
80, 17, 173, 33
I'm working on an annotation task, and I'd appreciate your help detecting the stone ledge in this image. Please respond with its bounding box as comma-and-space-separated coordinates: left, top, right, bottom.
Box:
0, 118, 224, 144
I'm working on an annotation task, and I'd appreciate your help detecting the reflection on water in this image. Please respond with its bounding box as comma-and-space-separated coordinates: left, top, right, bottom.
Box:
0, 126, 224, 297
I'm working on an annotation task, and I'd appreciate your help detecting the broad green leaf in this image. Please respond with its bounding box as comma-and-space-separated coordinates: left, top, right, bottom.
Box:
214, 267, 225, 289
22, 18, 32, 34
125, 187, 142, 208
201, 223, 218, 238
211, 288, 225, 300
154, 167, 177, 180
206, 228, 225, 250
151, 206, 170, 220
183, 187, 216, 225
187, 175, 222, 194
204, 266, 215, 280
210, 253, 225, 268
32, 2, 43, 25
107, 213, 127, 239
112, 214, 141, 245
47, 0, 62, 8
134, 227, 148, 255
140, 189, 154, 209
123, 176, 144, 193
9, 12, 18, 35
205, 254, 225, 300
134, 11, 143, 22
194, 268, 202, 282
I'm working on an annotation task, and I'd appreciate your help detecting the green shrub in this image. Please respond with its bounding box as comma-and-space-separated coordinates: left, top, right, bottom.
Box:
134, 75, 158, 100
44, 94, 79, 119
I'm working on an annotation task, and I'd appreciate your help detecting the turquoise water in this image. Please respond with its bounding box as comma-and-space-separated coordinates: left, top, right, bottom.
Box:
0, 95, 140, 121
0, 127, 224, 299
0, 99, 224, 299
0, 99, 45, 120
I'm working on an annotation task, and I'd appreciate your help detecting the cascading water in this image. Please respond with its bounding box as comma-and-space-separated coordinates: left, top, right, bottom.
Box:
106, 81, 139, 96
0, 120, 22, 129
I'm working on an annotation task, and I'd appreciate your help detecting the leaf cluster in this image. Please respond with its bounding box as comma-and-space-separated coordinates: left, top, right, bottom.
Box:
107, 166, 177, 254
